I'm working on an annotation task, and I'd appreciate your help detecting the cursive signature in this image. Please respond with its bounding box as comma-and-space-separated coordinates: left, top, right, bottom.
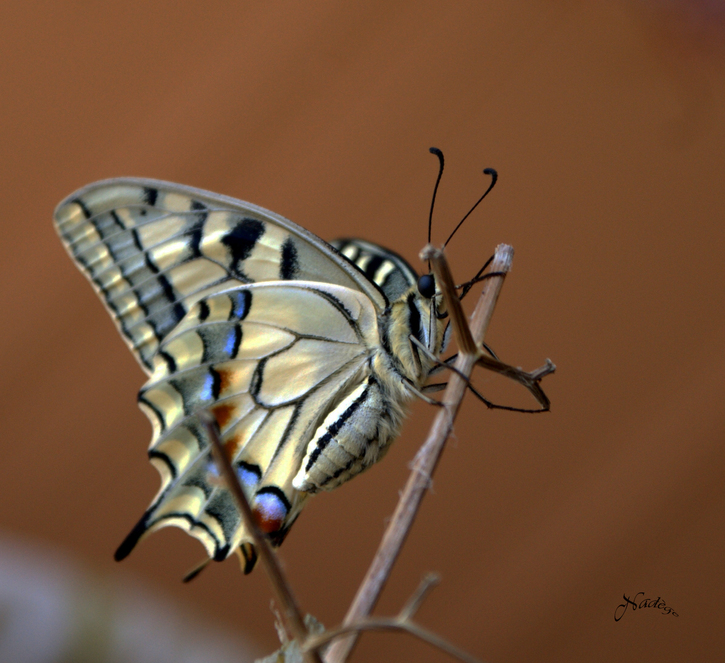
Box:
614, 592, 679, 621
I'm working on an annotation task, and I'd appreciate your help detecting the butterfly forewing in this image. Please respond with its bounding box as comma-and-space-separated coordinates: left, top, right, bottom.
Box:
55, 179, 387, 372
331, 238, 418, 302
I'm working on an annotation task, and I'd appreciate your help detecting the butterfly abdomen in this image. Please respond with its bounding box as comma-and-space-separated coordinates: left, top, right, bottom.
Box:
293, 368, 410, 493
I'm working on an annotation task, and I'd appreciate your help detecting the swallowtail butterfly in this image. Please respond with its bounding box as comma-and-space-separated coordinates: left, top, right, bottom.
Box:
55, 178, 451, 574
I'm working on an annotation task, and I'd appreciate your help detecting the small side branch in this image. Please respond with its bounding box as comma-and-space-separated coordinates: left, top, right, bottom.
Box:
324, 244, 514, 663
306, 575, 483, 663
201, 413, 323, 663
476, 355, 556, 410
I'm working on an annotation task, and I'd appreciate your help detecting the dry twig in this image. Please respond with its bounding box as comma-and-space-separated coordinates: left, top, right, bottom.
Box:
325, 243, 553, 662
305, 574, 483, 663
202, 413, 324, 663
208, 243, 554, 663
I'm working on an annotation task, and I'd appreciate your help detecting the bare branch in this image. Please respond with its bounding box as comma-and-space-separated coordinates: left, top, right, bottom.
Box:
324, 244, 514, 663
399, 573, 440, 621
201, 413, 323, 663
476, 355, 556, 410
307, 574, 483, 663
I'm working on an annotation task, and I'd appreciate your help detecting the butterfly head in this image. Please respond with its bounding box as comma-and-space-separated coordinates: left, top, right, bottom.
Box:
416, 273, 436, 299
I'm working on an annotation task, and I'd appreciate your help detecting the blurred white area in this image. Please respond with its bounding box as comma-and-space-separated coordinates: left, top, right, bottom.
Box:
0, 535, 260, 663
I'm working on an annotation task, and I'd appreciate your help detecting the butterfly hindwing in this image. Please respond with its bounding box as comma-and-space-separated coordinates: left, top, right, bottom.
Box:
116, 281, 381, 564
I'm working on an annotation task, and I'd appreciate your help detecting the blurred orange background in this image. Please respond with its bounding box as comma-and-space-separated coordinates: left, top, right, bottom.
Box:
2, 2, 724, 661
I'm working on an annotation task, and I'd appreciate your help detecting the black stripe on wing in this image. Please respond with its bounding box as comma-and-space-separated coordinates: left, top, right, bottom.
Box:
331, 238, 418, 302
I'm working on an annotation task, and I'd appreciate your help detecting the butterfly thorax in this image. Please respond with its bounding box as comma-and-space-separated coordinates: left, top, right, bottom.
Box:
378, 285, 448, 388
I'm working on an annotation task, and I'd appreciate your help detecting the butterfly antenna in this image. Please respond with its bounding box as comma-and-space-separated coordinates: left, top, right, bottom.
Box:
458, 255, 494, 301
427, 147, 445, 270
442, 167, 498, 249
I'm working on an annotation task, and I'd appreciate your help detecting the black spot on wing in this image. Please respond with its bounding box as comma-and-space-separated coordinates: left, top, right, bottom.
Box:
138, 391, 166, 433
230, 324, 242, 358
198, 299, 210, 321
109, 210, 126, 232
131, 228, 146, 254
167, 366, 221, 413
71, 197, 92, 219
158, 349, 177, 373
188, 201, 207, 258
209, 366, 222, 400
148, 449, 177, 479
155, 273, 187, 329
250, 357, 267, 401
280, 237, 299, 280
214, 543, 231, 562
143, 187, 158, 206
221, 218, 265, 277
188, 224, 203, 258
240, 542, 258, 573
184, 475, 214, 498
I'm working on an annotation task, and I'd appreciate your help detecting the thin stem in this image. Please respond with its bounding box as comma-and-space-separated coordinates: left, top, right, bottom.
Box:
398, 573, 440, 621
475, 355, 556, 410
324, 244, 513, 663
308, 573, 483, 663
431, 247, 478, 356
311, 618, 484, 663
201, 413, 323, 663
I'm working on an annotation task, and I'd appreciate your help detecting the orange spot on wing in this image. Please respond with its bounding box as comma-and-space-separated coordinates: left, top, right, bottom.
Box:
252, 506, 284, 534
212, 402, 235, 429
215, 368, 234, 394
222, 430, 244, 458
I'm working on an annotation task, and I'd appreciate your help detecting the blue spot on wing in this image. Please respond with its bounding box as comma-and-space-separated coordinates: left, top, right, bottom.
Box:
237, 466, 260, 490
232, 290, 252, 320
255, 491, 288, 526
224, 325, 241, 357
199, 373, 215, 402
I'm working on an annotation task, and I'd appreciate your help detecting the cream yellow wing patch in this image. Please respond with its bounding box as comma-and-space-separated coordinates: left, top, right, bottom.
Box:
115, 281, 381, 565
54, 179, 387, 373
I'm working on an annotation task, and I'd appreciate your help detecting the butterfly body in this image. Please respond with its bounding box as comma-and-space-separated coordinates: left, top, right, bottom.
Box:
55, 179, 446, 572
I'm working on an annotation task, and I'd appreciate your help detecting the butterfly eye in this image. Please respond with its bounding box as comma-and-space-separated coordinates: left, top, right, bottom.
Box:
417, 274, 435, 299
